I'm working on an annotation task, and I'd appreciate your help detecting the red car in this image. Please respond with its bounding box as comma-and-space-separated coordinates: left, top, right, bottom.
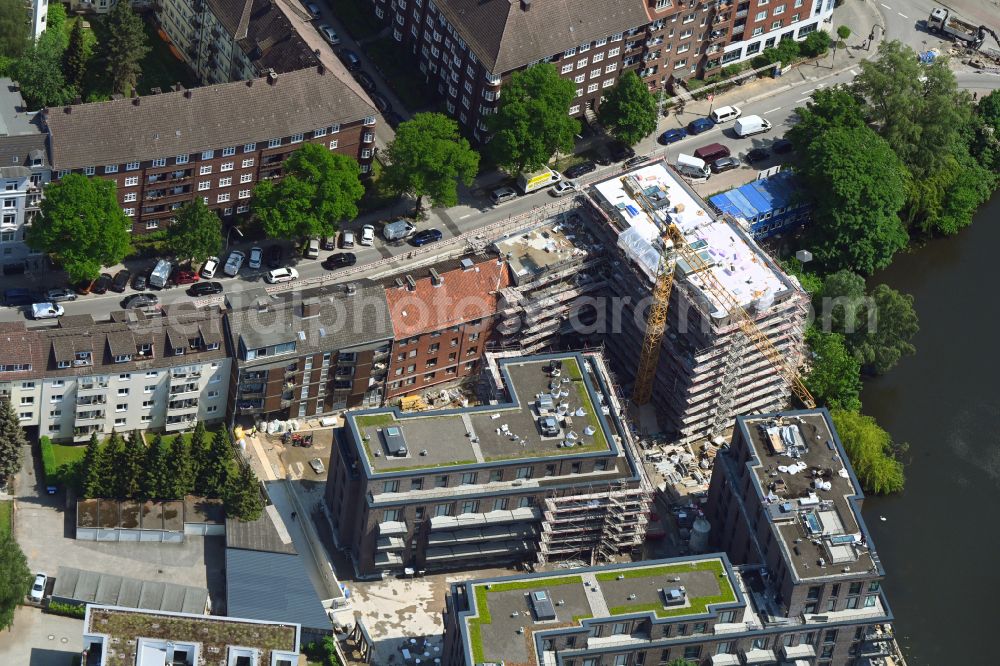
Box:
171, 269, 200, 285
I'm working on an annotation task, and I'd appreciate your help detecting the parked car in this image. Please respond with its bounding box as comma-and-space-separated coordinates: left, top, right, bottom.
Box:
360, 224, 376, 246
490, 186, 517, 205
353, 71, 376, 93
264, 267, 299, 284
111, 269, 131, 293
318, 23, 339, 45
30, 573, 47, 603
609, 142, 635, 162
91, 273, 112, 294
305, 2, 321, 18
624, 154, 651, 170
122, 293, 159, 309
309, 458, 326, 475
30, 303, 64, 320
266, 245, 284, 268
710, 156, 741, 173
709, 105, 742, 123
337, 48, 362, 71
371, 93, 392, 114
188, 281, 224, 297
563, 161, 597, 179
773, 139, 794, 154
382, 219, 416, 242
224, 250, 245, 277
686, 117, 716, 135
45, 287, 77, 303
248, 246, 263, 269
171, 268, 199, 285
304, 238, 321, 259
340, 230, 356, 248
658, 128, 688, 144
746, 147, 771, 163
131, 273, 147, 291
322, 253, 357, 270
321, 236, 337, 251
550, 180, 580, 197
201, 256, 219, 279
411, 228, 443, 246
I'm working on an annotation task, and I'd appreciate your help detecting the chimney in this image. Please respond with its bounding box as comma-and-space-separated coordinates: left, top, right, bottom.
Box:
267, 69, 278, 85
174, 81, 183, 92
302, 297, 321, 319
317, 63, 325, 75
184, 89, 193, 98
405, 275, 417, 291
429, 268, 443, 287
246, 78, 254, 87
521, 0, 532, 9
132, 96, 140, 106
345, 283, 357, 297
63, 106, 72, 114
394, 277, 405, 289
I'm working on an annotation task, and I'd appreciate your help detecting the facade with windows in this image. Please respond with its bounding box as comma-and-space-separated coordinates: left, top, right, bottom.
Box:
325, 352, 653, 577
43, 66, 376, 233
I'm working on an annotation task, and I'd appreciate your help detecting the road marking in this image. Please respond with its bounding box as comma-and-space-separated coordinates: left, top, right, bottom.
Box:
459, 213, 472, 219
880, 3, 891, 9
795, 96, 812, 103
763, 107, 782, 114
898, 12, 908, 19
850, 69, 859, 75
816, 83, 826, 89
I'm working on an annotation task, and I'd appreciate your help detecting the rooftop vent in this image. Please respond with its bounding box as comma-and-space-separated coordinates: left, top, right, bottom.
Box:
460, 258, 475, 271
184, 89, 193, 98
345, 283, 357, 296
430, 267, 443, 286
521, 0, 532, 9
317, 63, 326, 75
302, 298, 321, 319
405, 275, 417, 291
267, 69, 278, 85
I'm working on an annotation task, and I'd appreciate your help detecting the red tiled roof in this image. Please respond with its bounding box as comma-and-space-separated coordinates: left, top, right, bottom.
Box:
385, 259, 510, 338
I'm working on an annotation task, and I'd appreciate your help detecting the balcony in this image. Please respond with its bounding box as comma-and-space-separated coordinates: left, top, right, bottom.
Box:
74, 425, 102, 442
76, 410, 105, 423
78, 381, 109, 392
378, 521, 407, 537
171, 369, 202, 382
76, 395, 106, 408
146, 170, 191, 185
165, 415, 197, 432
169, 382, 199, 396
735, 9, 748, 18
168, 399, 199, 413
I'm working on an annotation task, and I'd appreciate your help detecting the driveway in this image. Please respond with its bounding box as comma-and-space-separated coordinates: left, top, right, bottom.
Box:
0, 606, 81, 666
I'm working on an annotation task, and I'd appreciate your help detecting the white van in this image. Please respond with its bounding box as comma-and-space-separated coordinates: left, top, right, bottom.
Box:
710, 105, 742, 124
382, 219, 417, 241
148, 259, 172, 289
734, 115, 773, 137
676, 154, 711, 180
516, 167, 561, 195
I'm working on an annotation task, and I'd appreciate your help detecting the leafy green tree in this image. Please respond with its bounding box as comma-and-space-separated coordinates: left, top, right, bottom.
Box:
0, 397, 25, 485
382, 112, 479, 216
96, 431, 124, 499
27, 174, 132, 283
252, 144, 364, 239
189, 422, 210, 492
196, 428, 233, 498
63, 18, 90, 92
0, 532, 32, 630
787, 87, 865, 154
140, 435, 171, 500
830, 409, 905, 494
804, 328, 862, 412
165, 434, 194, 499
224, 462, 265, 522
11, 39, 75, 109
800, 30, 832, 58
102, 1, 148, 95
814, 269, 867, 333
800, 126, 908, 274
487, 63, 580, 173
80, 434, 103, 499
979, 89, 1000, 132
597, 71, 658, 146
836, 25, 851, 43
780, 257, 822, 295
166, 199, 221, 264
0, 0, 29, 59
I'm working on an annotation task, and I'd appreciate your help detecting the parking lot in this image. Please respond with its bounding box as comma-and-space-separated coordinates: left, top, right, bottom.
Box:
0, 606, 81, 666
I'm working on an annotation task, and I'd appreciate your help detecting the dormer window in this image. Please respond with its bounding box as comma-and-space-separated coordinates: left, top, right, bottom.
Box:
174, 347, 185, 356
57, 360, 71, 369
205, 342, 220, 351
189, 337, 202, 349
137, 343, 152, 356
74, 351, 92, 366
114, 354, 132, 363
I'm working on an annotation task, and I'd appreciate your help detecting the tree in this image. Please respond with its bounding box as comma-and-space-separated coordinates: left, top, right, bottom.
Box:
787, 87, 865, 154
382, 113, 479, 215
0, 532, 32, 630
814, 269, 867, 334
800, 126, 909, 274
27, 174, 132, 283
0, 397, 25, 485
800, 30, 832, 58
81, 434, 104, 499
223, 462, 264, 522
102, 1, 148, 95
113, 431, 145, 499
92, 432, 122, 499
63, 18, 89, 92
836, 25, 851, 43
165, 433, 194, 499
830, 409, 905, 494
11, 39, 75, 110
804, 328, 862, 412
189, 422, 209, 490
140, 435, 171, 500
487, 63, 580, 173
167, 199, 222, 264
979, 89, 1000, 133
597, 71, 659, 146
252, 144, 364, 239
0, 0, 30, 59
196, 428, 233, 498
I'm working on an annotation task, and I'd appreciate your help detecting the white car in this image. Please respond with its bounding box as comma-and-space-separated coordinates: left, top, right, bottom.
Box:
550, 180, 580, 197
31, 303, 64, 320
360, 224, 376, 246
318, 23, 339, 45
264, 267, 299, 284
224, 250, 245, 277
248, 246, 263, 269
341, 230, 356, 248
30, 573, 47, 602
201, 256, 219, 279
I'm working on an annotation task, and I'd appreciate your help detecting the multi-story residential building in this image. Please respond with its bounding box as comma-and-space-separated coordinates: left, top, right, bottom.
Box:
81, 604, 301, 666
0, 78, 50, 273
381, 256, 509, 400
0, 308, 230, 441
30, 0, 49, 41
224, 284, 395, 424
325, 351, 653, 578
709, 170, 811, 240
370, 0, 834, 138
43, 65, 377, 233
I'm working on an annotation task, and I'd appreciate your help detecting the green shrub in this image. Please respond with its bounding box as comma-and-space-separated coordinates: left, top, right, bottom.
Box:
800, 31, 832, 58
46, 600, 86, 618
39, 436, 58, 484
721, 63, 746, 78
685, 78, 706, 91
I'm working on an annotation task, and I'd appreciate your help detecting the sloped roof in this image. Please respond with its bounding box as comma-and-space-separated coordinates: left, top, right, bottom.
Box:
225, 548, 330, 631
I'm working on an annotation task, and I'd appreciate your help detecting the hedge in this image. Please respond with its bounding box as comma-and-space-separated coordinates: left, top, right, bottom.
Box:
46, 600, 86, 618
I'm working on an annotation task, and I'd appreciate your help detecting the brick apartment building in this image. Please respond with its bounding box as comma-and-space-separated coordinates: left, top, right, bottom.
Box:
381, 256, 509, 400
370, 0, 833, 138
42, 66, 377, 234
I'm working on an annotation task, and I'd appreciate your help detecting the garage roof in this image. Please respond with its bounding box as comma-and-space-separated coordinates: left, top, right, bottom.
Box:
50, 567, 208, 614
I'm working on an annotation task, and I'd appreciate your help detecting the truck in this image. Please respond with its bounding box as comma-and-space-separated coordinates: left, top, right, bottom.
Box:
148, 259, 172, 289
516, 167, 561, 195
382, 219, 417, 241
675, 154, 710, 180
926, 7, 998, 51
734, 115, 773, 138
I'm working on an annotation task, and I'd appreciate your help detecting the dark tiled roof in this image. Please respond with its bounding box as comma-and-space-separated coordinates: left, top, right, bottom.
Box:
0, 133, 48, 169
225, 511, 296, 555
435, 0, 651, 73
45, 66, 375, 170
238, 0, 319, 74
225, 548, 330, 631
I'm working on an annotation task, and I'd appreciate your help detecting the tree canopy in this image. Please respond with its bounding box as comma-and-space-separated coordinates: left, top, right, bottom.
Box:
0, 397, 25, 485
224, 462, 265, 522
487, 63, 580, 173
803, 328, 863, 412
167, 199, 222, 264
0, 0, 30, 59
830, 409, 905, 494
12, 37, 75, 110
27, 174, 132, 282
64, 18, 90, 92
102, 1, 148, 95
382, 112, 479, 215
787, 87, 866, 153
0, 532, 32, 630
597, 71, 658, 146
252, 143, 364, 239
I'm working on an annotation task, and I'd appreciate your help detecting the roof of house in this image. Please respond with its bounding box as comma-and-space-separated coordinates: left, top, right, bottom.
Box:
383, 258, 510, 338
225, 507, 296, 555
433, 0, 651, 73
44, 66, 374, 170
237, 0, 319, 74
709, 172, 805, 221
52, 566, 209, 614
225, 547, 330, 631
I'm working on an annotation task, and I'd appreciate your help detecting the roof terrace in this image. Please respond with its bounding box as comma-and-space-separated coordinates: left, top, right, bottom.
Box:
739, 411, 881, 581
494, 212, 600, 286
459, 557, 739, 665
348, 354, 618, 475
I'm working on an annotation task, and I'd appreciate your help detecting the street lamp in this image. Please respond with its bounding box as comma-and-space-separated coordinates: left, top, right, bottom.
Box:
866, 24, 884, 51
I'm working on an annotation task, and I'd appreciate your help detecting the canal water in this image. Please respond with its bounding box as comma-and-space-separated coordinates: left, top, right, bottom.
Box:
860, 191, 1000, 664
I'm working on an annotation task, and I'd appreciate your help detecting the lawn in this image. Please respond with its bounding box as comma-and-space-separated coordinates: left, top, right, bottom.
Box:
0, 500, 12, 536
329, 0, 385, 42
51, 442, 89, 470
364, 37, 438, 111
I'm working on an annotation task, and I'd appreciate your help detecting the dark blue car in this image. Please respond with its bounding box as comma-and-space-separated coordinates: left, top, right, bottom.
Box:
686, 117, 716, 135
411, 229, 443, 246
658, 128, 688, 145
